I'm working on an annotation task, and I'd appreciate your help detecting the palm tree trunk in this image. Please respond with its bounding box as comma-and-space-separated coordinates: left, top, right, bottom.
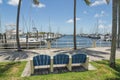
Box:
16, 0, 22, 51
117, 0, 120, 48
110, 0, 118, 68
74, 0, 77, 50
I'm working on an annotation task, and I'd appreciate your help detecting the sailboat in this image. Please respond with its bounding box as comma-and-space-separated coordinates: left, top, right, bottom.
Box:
89, 20, 100, 39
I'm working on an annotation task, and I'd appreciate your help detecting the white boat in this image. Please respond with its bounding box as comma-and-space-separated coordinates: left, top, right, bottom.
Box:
2, 29, 46, 49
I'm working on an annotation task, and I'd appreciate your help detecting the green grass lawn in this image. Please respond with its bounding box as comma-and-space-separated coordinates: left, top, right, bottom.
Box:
0, 60, 120, 80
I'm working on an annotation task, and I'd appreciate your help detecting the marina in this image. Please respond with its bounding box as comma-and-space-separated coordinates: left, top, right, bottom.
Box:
0, 0, 120, 80
0, 35, 111, 49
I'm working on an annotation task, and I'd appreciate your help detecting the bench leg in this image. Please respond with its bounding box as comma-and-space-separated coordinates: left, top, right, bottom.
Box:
67, 58, 72, 71
50, 59, 53, 72
30, 59, 34, 74
82, 57, 89, 70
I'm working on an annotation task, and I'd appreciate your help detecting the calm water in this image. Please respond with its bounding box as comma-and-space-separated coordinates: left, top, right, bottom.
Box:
51, 35, 111, 48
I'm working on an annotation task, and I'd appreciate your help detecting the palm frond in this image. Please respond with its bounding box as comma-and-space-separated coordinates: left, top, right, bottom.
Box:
106, 0, 110, 4
33, 0, 39, 5
84, 0, 91, 5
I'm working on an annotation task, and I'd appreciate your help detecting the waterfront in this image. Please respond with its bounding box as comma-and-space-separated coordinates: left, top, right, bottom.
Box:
0, 35, 111, 49
51, 35, 111, 48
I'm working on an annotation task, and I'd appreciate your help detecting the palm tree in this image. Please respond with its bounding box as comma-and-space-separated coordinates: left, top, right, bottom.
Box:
110, 0, 118, 68
73, 0, 77, 50
16, 0, 22, 51
117, 0, 120, 48
16, 0, 39, 51
73, 0, 90, 50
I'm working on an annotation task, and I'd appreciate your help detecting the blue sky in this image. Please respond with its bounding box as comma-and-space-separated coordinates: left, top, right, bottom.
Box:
0, 0, 112, 34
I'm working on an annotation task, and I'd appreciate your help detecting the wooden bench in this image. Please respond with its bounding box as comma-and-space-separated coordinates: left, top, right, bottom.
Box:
30, 53, 89, 74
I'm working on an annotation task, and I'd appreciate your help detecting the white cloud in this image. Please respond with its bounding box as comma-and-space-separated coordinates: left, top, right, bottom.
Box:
94, 11, 105, 18
101, 10, 105, 16
0, 0, 2, 4
76, 18, 80, 20
101, 11, 105, 16
5, 23, 16, 27
98, 24, 112, 29
32, 3, 46, 8
94, 14, 99, 18
99, 24, 104, 29
67, 19, 73, 23
98, 19, 106, 24
8, 0, 46, 8
66, 18, 80, 23
83, 11, 87, 14
98, 24, 112, 33
90, 0, 107, 7
8, 0, 19, 6
108, 24, 112, 28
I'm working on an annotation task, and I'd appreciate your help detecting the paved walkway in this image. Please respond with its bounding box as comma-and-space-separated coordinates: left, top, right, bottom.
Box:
0, 47, 120, 62
85, 47, 120, 61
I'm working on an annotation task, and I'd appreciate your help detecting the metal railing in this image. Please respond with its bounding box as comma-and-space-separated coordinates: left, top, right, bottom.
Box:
0, 39, 111, 49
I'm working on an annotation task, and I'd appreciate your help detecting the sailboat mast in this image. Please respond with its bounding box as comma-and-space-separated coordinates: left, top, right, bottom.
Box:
96, 19, 99, 35
57, 27, 59, 34
49, 17, 51, 38
0, 15, 2, 34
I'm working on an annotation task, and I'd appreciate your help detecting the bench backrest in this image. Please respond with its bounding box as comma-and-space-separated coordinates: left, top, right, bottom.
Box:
33, 55, 50, 66
53, 54, 69, 64
33, 53, 87, 66
72, 54, 86, 63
